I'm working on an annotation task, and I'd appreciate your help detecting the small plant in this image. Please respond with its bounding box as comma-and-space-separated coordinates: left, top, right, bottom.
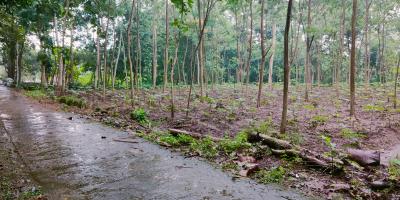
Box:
159, 134, 180, 147
21, 187, 43, 199
363, 104, 385, 112
256, 119, 273, 135
130, 108, 149, 125
176, 134, 195, 145
190, 136, 218, 159
310, 115, 329, 127
58, 95, 86, 108
255, 166, 286, 183
218, 131, 251, 154
221, 161, 239, 171
303, 104, 316, 111
24, 89, 47, 100
340, 128, 366, 139
281, 132, 304, 145
388, 159, 400, 180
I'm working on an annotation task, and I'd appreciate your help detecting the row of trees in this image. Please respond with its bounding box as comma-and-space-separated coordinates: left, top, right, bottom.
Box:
0, 0, 399, 132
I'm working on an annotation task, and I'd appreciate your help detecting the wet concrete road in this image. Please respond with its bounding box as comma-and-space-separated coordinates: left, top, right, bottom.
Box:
0, 86, 304, 200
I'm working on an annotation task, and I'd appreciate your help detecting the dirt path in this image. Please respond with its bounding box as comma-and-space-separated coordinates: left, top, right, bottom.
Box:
0, 86, 305, 200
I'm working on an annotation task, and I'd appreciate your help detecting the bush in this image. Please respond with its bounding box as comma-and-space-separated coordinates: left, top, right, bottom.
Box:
130, 108, 149, 125
58, 96, 86, 108
255, 166, 286, 184
389, 159, 400, 180
24, 90, 47, 100
190, 136, 218, 159
218, 132, 251, 154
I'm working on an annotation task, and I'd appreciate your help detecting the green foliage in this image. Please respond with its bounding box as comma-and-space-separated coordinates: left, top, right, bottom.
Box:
340, 128, 366, 139
130, 108, 149, 125
21, 187, 43, 199
190, 136, 218, 159
256, 119, 273, 135
255, 166, 286, 184
281, 132, 304, 145
24, 89, 47, 100
303, 104, 316, 111
218, 131, 251, 154
159, 135, 180, 147
176, 134, 195, 145
388, 159, 400, 180
310, 115, 329, 127
221, 161, 238, 171
363, 104, 385, 112
58, 95, 86, 108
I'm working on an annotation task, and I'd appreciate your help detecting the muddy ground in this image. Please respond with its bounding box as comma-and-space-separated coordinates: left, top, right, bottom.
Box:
19, 83, 400, 199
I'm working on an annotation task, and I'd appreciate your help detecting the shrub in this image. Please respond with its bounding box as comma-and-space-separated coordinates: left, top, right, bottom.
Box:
24, 90, 47, 100
218, 132, 251, 154
190, 136, 218, 159
255, 166, 286, 183
159, 135, 180, 147
130, 108, 149, 125
389, 159, 400, 180
58, 96, 86, 108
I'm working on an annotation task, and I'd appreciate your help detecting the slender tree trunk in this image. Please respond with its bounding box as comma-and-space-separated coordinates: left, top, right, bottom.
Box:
198, 0, 204, 96
152, 4, 158, 89
103, 18, 110, 97
127, 0, 135, 105
316, 43, 321, 87
245, 0, 253, 86
170, 35, 180, 119
304, 0, 312, 101
163, 0, 169, 92
15, 43, 19, 86
280, 0, 293, 134
112, 31, 122, 90
95, 28, 100, 89
337, 0, 345, 91
181, 37, 189, 85
135, 0, 141, 89
256, 0, 266, 108
364, 0, 370, 88
394, 54, 400, 109
350, 0, 357, 117
268, 22, 276, 90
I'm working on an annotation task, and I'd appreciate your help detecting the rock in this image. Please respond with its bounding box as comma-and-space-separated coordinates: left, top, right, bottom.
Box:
238, 163, 259, 177
370, 180, 390, 190
67, 117, 73, 120
101, 136, 107, 139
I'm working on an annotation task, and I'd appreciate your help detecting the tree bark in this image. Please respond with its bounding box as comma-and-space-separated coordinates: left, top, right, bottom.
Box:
127, 0, 135, 105
394, 54, 400, 109
304, 0, 312, 101
245, 0, 253, 86
112, 31, 122, 90
280, 0, 292, 134
163, 0, 169, 92
95, 28, 100, 89
268, 22, 276, 91
256, 0, 266, 108
350, 0, 357, 117
364, 0, 370, 87
152, 2, 158, 89
103, 18, 110, 97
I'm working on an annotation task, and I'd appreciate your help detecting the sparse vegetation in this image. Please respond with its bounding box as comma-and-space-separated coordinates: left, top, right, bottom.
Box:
254, 166, 286, 183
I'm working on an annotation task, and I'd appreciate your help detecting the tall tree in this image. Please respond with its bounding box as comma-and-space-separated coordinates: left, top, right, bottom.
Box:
127, 0, 135, 105
280, 0, 293, 134
245, 0, 253, 86
163, 0, 169, 92
304, 0, 313, 101
152, 0, 158, 89
350, 0, 357, 117
268, 22, 276, 90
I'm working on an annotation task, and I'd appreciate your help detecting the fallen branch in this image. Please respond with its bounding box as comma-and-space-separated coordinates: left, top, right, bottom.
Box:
112, 138, 139, 143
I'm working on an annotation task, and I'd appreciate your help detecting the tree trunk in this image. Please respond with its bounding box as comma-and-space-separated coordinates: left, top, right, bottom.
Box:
135, 0, 141, 89
350, 0, 357, 117
103, 18, 110, 97
280, 0, 292, 134
152, 3, 158, 89
394, 54, 400, 109
112, 31, 122, 90
245, 0, 253, 86
316, 43, 321, 87
256, 0, 266, 108
364, 0, 370, 88
304, 0, 312, 101
163, 0, 169, 92
127, 0, 135, 105
268, 22, 276, 90
337, 0, 345, 91
95, 28, 100, 89
198, 0, 204, 96
170, 35, 180, 119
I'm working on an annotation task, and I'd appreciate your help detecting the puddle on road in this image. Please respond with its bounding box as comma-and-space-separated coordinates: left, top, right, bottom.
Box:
0, 86, 305, 200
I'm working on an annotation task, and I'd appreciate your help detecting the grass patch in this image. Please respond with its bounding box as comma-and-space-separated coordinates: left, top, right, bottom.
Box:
218, 131, 251, 154
24, 89, 47, 100
310, 115, 329, 127
190, 136, 218, 159
58, 95, 86, 108
340, 128, 367, 139
363, 104, 385, 112
388, 159, 400, 181
254, 166, 286, 184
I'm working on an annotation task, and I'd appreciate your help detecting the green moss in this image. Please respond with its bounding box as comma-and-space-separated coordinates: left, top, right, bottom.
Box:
363, 104, 385, 112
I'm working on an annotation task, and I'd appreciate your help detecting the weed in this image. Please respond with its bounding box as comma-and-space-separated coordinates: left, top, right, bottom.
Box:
255, 166, 286, 184
176, 134, 195, 145
340, 128, 366, 139
58, 96, 86, 108
221, 161, 238, 171
24, 90, 47, 100
363, 104, 385, 112
256, 119, 273, 135
130, 108, 149, 125
388, 159, 400, 180
281, 132, 304, 145
190, 136, 218, 159
303, 104, 316, 111
159, 135, 180, 147
310, 115, 329, 127
218, 132, 251, 154
21, 187, 43, 199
